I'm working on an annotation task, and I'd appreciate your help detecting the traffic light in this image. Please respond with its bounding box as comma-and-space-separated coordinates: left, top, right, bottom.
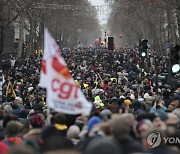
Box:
139, 39, 148, 58
170, 45, 180, 76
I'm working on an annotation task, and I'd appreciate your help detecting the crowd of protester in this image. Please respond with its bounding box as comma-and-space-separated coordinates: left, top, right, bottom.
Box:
1, 47, 180, 154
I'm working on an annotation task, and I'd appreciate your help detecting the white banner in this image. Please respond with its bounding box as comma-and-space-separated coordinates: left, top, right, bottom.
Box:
41, 28, 92, 115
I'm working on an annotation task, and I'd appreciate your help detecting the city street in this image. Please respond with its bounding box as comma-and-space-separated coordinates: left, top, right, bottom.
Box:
0, 0, 180, 154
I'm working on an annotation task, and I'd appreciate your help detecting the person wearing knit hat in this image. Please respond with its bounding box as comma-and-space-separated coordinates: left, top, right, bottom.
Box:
100, 109, 112, 121
53, 113, 68, 137
124, 99, 132, 106
29, 113, 43, 128
23, 113, 44, 146
144, 93, 150, 99
87, 116, 101, 132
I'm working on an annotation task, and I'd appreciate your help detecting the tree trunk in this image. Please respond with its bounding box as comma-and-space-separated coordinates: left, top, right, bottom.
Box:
17, 12, 25, 58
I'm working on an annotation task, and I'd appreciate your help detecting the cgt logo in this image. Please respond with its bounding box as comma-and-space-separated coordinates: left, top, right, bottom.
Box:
147, 132, 161, 148
52, 56, 71, 79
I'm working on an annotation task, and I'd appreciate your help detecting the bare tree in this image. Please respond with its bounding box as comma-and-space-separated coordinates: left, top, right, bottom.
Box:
108, 0, 180, 54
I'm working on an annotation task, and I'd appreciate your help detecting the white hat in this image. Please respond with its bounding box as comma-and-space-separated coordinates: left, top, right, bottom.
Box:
144, 93, 150, 99
138, 98, 144, 102
120, 95, 125, 99
94, 101, 100, 108
15, 97, 22, 102
130, 94, 135, 100
28, 87, 34, 92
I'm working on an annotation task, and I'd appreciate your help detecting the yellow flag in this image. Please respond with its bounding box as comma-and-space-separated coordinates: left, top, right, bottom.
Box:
6, 81, 16, 98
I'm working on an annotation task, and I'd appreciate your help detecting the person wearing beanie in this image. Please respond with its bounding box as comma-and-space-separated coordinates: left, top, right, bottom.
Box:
3, 121, 23, 147
23, 113, 44, 146
100, 109, 112, 121
144, 93, 150, 99
87, 116, 101, 133
124, 99, 132, 106
54, 113, 68, 137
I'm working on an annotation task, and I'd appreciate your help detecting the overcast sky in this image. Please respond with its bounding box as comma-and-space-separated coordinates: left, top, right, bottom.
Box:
89, 0, 105, 5
88, 0, 109, 26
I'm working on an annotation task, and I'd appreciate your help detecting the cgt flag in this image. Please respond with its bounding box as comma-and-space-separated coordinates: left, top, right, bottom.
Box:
40, 28, 92, 115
